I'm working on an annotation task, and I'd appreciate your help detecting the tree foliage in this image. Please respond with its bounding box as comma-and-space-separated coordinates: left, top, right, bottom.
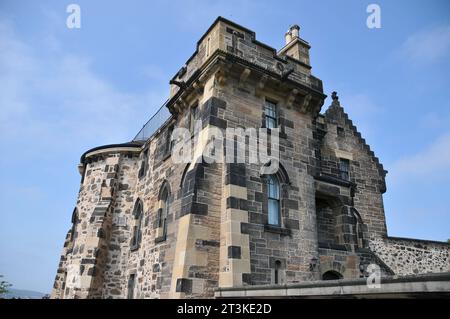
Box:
0, 275, 12, 295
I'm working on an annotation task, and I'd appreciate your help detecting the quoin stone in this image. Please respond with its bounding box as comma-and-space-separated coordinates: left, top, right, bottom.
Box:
51, 17, 449, 299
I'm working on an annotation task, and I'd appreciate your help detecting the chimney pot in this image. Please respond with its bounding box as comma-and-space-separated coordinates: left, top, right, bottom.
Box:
290, 25, 300, 38
285, 25, 300, 44
285, 32, 292, 44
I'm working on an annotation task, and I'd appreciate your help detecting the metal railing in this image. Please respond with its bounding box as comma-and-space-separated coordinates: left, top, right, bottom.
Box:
132, 99, 171, 141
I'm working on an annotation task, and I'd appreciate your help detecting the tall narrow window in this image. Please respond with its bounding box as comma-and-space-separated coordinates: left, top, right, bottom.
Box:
274, 260, 282, 284
337, 126, 345, 137
165, 125, 174, 156
189, 104, 198, 135
70, 208, 78, 242
206, 37, 211, 57
339, 158, 350, 181
131, 200, 143, 250
61, 271, 67, 298
127, 274, 136, 299
264, 100, 277, 129
267, 175, 280, 226
138, 148, 149, 178
160, 188, 169, 238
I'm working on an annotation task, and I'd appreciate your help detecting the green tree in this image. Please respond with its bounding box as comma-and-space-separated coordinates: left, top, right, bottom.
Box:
0, 275, 12, 295
447, 238, 450, 244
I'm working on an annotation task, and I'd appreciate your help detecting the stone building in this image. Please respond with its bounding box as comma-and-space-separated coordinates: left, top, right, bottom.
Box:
51, 17, 450, 299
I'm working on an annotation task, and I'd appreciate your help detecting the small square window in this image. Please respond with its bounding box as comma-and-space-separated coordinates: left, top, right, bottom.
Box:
337, 126, 345, 137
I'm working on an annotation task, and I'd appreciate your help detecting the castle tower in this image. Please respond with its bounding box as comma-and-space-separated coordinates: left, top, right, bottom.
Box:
51, 17, 449, 299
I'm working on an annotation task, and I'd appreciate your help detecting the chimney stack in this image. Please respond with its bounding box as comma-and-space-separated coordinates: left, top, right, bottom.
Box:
279, 24, 311, 74
285, 25, 300, 44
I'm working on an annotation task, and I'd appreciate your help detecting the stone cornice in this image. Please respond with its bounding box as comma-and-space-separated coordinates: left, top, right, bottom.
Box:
166, 49, 326, 117
80, 141, 144, 164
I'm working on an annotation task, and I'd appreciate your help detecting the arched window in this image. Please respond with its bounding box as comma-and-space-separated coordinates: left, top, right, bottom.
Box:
322, 270, 343, 281
274, 260, 282, 284
138, 149, 149, 179
131, 199, 143, 250
267, 175, 280, 226
160, 187, 169, 237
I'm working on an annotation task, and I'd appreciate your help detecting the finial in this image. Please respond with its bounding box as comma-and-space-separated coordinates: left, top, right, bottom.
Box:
331, 91, 338, 101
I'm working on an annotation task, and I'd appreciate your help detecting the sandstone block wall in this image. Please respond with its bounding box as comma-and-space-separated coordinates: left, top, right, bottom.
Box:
51, 17, 449, 299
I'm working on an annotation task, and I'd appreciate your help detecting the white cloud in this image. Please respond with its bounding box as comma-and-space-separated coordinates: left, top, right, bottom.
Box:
401, 25, 450, 64
388, 131, 450, 183
0, 19, 167, 154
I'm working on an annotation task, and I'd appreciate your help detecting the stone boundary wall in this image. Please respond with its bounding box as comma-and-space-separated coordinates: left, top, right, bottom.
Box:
369, 236, 450, 276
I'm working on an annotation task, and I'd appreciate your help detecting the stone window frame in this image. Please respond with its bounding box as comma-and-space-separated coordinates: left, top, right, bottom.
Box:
274, 260, 281, 284
160, 189, 169, 237
267, 174, 281, 227
155, 181, 172, 244
189, 102, 199, 136
263, 98, 278, 129
338, 158, 350, 181
138, 148, 149, 179
127, 273, 136, 299
261, 97, 288, 140
270, 257, 286, 285
130, 199, 144, 251
70, 207, 79, 242
337, 126, 345, 137
163, 124, 175, 160
61, 271, 67, 298
206, 36, 211, 58
260, 162, 292, 235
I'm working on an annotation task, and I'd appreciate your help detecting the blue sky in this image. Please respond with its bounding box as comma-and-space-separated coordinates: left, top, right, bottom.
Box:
0, 0, 449, 293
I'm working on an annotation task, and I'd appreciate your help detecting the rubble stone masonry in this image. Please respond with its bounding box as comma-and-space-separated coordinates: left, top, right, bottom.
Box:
51, 17, 449, 299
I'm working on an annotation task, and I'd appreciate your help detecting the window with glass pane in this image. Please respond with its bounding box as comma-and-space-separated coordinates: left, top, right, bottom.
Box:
339, 158, 350, 181
131, 201, 143, 248
161, 190, 169, 237
166, 125, 174, 155
267, 175, 280, 226
264, 100, 277, 129
138, 149, 148, 178
127, 274, 135, 299
189, 105, 198, 134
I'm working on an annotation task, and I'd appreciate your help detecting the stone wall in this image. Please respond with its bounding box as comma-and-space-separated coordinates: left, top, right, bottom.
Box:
320, 100, 388, 238
51, 17, 449, 299
369, 236, 450, 275
213, 68, 322, 285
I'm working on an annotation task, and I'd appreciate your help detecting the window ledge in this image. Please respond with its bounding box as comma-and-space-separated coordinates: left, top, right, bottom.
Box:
264, 224, 291, 236
161, 152, 171, 162
263, 128, 287, 140
130, 244, 140, 252
155, 235, 167, 244
314, 174, 354, 188
318, 241, 348, 251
